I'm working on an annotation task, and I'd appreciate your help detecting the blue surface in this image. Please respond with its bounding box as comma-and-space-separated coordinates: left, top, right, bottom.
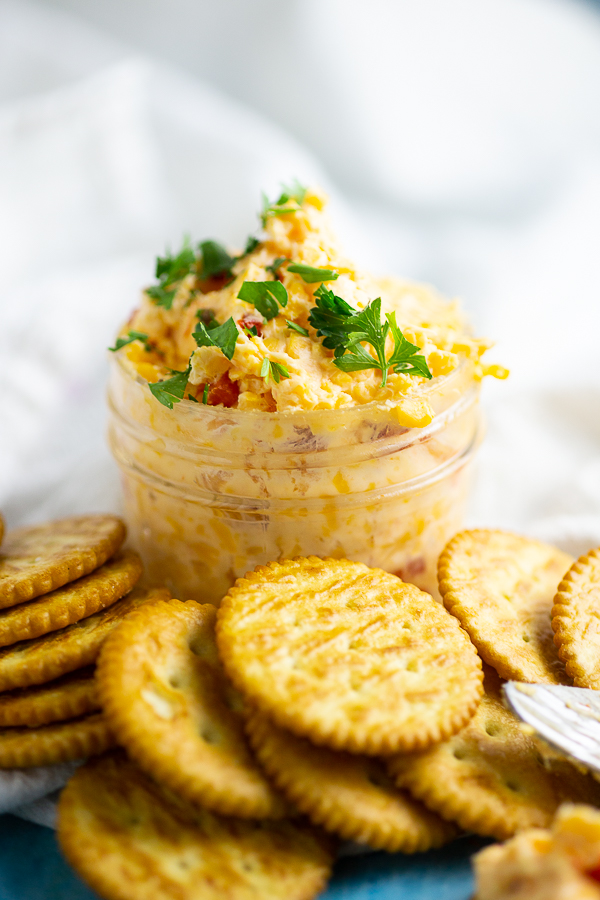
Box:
0, 814, 487, 900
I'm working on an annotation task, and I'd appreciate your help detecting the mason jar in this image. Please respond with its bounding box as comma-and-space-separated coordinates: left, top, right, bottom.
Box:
107, 354, 482, 604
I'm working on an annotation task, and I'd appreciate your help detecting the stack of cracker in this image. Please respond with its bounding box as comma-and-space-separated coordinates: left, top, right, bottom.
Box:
0, 512, 168, 768
54, 534, 600, 900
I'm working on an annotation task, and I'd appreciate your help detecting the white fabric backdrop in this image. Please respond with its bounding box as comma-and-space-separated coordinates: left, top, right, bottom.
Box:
1, 0, 600, 822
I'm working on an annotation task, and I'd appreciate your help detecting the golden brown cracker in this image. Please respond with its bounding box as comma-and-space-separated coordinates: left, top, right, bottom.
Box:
439, 529, 573, 684
98, 599, 286, 819
552, 548, 600, 689
387, 667, 600, 840
58, 752, 334, 900
245, 709, 458, 852
0, 711, 114, 767
0, 550, 142, 648
216, 557, 483, 756
0, 667, 98, 727
0, 586, 170, 692
0, 514, 126, 608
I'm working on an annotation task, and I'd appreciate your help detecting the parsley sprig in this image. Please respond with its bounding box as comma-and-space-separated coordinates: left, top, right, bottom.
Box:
261, 180, 307, 225
260, 358, 290, 385
147, 240, 196, 310
238, 281, 288, 321
148, 367, 191, 410
308, 286, 432, 387
287, 263, 338, 283
192, 316, 238, 360
109, 331, 151, 352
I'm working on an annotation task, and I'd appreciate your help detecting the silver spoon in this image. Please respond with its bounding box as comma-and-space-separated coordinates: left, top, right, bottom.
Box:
503, 682, 600, 774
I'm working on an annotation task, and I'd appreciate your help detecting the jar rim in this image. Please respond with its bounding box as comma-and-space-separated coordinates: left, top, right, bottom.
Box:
111, 350, 472, 425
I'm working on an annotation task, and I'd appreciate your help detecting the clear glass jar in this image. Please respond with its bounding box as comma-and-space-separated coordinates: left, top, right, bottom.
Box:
107, 355, 482, 604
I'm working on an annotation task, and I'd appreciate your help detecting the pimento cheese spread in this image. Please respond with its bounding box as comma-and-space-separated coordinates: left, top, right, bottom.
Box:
120, 186, 502, 424
473, 804, 600, 900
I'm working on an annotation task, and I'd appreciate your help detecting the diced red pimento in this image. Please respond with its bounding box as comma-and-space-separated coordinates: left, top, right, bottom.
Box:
194, 373, 240, 408
587, 866, 600, 883
239, 314, 264, 338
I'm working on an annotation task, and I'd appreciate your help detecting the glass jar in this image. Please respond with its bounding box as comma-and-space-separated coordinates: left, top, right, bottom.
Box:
107, 355, 482, 604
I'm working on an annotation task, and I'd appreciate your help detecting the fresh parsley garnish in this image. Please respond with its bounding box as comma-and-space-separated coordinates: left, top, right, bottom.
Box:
286, 320, 309, 336
238, 281, 288, 321
261, 180, 307, 224
109, 331, 151, 352
148, 367, 191, 409
188, 392, 199, 402
266, 257, 290, 275
199, 240, 236, 281
192, 316, 238, 361
202, 383, 209, 404
287, 263, 338, 283
260, 358, 290, 385
243, 236, 260, 256
195, 308, 219, 329
148, 240, 197, 310
308, 286, 432, 387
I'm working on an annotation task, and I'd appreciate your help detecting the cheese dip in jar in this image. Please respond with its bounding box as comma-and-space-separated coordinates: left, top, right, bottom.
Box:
107, 185, 505, 603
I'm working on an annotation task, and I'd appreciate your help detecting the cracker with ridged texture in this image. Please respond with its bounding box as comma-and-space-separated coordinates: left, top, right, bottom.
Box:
0, 586, 170, 692
58, 752, 333, 900
98, 599, 286, 819
0, 667, 98, 727
439, 530, 573, 684
245, 709, 458, 852
216, 557, 483, 756
0, 515, 126, 608
387, 667, 600, 840
0, 550, 142, 648
0, 711, 114, 767
552, 548, 600, 689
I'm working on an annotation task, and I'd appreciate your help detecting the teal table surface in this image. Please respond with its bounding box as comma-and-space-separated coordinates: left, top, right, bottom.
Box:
0, 814, 487, 900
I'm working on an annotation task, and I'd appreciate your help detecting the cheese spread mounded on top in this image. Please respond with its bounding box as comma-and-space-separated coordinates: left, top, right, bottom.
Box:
119, 185, 504, 423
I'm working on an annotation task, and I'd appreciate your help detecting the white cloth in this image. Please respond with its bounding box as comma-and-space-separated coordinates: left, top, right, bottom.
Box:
0, 0, 600, 824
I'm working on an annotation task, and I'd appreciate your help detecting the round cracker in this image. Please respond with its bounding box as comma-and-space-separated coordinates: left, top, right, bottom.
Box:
245, 709, 458, 852
552, 548, 600, 689
0, 586, 170, 692
58, 752, 333, 900
387, 667, 600, 840
216, 557, 483, 756
0, 711, 114, 768
0, 515, 126, 609
98, 599, 286, 819
439, 530, 573, 684
0, 667, 98, 727
0, 550, 142, 648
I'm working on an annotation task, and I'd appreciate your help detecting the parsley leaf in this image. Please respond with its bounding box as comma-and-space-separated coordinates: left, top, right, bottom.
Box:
260, 358, 290, 385
148, 367, 191, 409
202, 383, 209, 404
386, 313, 433, 379
242, 236, 260, 256
238, 281, 288, 320
146, 284, 177, 310
109, 331, 151, 352
286, 320, 309, 336
266, 257, 290, 275
199, 240, 236, 280
308, 286, 431, 386
287, 263, 338, 283
261, 180, 307, 224
307, 285, 356, 353
149, 239, 197, 310
192, 316, 238, 361
195, 308, 219, 330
